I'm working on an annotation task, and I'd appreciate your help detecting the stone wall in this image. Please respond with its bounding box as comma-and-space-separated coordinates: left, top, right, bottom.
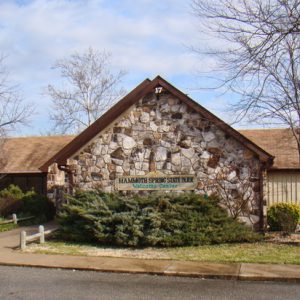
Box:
62, 91, 262, 227
47, 163, 69, 209
47, 163, 66, 188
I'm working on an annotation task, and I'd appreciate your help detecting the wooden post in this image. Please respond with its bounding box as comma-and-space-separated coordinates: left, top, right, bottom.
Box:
39, 225, 45, 244
20, 231, 26, 250
12, 214, 17, 224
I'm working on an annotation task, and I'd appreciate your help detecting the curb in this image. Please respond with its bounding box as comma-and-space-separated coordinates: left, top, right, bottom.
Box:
238, 275, 300, 283
0, 260, 240, 281
1, 223, 300, 284
0, 260, 299, 283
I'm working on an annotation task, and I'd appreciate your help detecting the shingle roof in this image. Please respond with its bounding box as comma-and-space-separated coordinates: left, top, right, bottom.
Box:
0, 129, 297, 173
0, 135, 74, 173
239, 128, 299, 169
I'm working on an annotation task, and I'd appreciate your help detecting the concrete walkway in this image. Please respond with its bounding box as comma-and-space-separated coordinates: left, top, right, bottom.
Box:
0, 223, 299, 282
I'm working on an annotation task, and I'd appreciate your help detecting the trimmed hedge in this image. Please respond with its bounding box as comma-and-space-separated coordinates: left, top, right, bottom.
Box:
58, 190, 260, 247
267, 203, 300, 233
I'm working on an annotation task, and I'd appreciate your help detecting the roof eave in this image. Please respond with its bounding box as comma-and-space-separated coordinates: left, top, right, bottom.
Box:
0, 171, 46, 174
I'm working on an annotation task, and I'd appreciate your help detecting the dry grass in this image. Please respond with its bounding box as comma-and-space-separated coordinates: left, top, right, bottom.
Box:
24, 240, 300, 265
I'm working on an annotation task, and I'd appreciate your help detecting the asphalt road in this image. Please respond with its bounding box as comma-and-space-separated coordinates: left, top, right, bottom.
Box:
0, 266, 299, 300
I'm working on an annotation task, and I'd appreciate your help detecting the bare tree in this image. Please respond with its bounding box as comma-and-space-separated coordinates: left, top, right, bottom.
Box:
201, 167, 259, 224
192, 0, 300, 161
47, 47, 126, 134
0, 55, 33, 170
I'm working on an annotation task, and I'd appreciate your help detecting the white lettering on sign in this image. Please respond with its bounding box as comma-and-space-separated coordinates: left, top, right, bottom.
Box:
116, 172, 197, 191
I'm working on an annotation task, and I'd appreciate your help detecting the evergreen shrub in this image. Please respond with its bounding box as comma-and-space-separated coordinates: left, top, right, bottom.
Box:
58, 190, 260, 247
267, 203, 300, 234
22, 191, 56, 222
0, 184, 55, 221
0, 185, 24, 216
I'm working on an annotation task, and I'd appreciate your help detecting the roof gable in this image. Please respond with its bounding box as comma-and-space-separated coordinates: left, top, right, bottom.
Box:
40, 76, 274, 171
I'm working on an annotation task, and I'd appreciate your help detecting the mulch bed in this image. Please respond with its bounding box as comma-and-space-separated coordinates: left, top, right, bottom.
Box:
265, 232, 300, 246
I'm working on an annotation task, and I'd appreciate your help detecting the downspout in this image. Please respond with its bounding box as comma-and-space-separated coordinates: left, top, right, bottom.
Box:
259, 158, 272, 232
259, 165, 265, 232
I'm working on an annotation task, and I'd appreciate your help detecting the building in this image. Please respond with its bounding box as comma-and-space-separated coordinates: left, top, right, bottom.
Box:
41, 76, 274, 230
0, 76, 298, 228
0, 136, 74, 194
240, 129, 300, 206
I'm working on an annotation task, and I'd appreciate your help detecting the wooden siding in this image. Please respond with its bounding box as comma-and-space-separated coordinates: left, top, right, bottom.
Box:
0, 173, 47, 195
266, 171, 300, 206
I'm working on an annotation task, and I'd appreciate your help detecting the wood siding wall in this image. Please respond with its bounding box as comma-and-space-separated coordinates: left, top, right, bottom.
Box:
266, 171, 300, 206
0, 173, 47, 195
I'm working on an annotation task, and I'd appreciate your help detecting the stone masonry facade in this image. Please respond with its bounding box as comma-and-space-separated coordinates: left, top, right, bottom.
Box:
59, 91, 262, 227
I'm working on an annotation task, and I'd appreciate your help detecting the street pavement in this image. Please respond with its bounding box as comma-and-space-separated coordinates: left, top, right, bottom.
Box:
0, 265, 299, 300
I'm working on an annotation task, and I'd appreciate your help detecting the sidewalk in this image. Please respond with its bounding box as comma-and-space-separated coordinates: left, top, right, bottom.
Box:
0, 223, 299, 282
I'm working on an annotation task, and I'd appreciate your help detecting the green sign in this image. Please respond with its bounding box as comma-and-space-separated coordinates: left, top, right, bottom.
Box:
115, 172, 197, 191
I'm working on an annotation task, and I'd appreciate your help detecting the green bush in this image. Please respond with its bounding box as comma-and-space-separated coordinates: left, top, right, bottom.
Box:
0, 184, 55, 222
0, 185, 24, 216
58, 191, 260, 247
21, 191, 56, 222
267, 203, 300, 234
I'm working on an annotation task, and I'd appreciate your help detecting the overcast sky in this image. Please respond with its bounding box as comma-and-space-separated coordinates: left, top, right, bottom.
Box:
0, 0, 244, 136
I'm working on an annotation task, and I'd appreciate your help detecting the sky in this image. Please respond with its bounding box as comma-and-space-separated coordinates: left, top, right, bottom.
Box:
0, 0, 246, 136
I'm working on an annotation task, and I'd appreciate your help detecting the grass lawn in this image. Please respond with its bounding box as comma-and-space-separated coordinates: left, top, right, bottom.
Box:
24, 241, 300, 265
0, 223, 17, 232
